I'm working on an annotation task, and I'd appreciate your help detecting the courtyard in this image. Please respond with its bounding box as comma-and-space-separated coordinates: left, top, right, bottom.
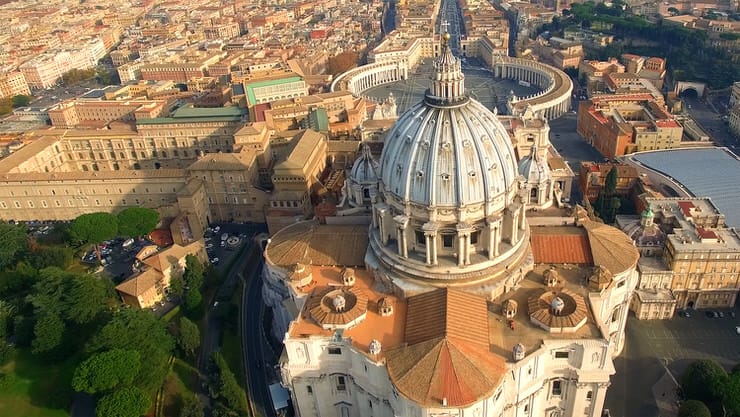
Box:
606, 309, 740, 417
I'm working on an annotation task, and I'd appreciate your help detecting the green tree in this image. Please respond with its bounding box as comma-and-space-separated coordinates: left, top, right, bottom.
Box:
678, 400, 711, 417
178, 317, 200, 357
96, 386, 151, 417
27, 245, 74, 269
682, 359, 727, 405
65, 271, 111, 324
28, 267, 111, 325
722, 372, 740, 417
11, 95, 31, 108
72, 349, 141, 394
169, 275, 185, 297
605, 166, 618, 196
212, 352, 247, 414
184, 288, 202, 311
180, 396, 205, 417
183, 254, 205, 290
87, 309, 174, 392
116, 207, 159, 239
31, 313, 64, 354
0, 222, 28, 269
69, 212, 118, 245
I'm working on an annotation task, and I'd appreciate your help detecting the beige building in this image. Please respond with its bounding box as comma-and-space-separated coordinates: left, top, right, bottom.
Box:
116, 240, 207, 308
619, 198, 740, 319
0, 71, 31, 99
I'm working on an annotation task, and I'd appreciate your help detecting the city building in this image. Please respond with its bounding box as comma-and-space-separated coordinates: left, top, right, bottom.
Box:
619, 197, 740, 319
577, 94, 683, 159
0, 71, 30, 98
267, 35, 639, 417
116, 240, 207, 308
578, 162, 640, 203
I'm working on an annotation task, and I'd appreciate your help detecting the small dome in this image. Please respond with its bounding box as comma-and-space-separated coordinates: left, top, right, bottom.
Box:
378, 297, 394, 316
350, 145, 379, 185
551, 297, 565, 314
641, 207, 654, 218
332, 294, 346, 312
513, 343, 526, 361
341, 267, 356, 286
518, 146, 550, 183
369, 339, 382, 355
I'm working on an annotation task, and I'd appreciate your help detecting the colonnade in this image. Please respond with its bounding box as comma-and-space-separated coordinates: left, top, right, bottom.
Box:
330, 63, 409, 94
331, 53, 572, 120
375, 203, 527, 268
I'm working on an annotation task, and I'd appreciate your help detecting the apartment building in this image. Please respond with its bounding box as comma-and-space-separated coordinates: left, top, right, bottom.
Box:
619, 197, 740, 319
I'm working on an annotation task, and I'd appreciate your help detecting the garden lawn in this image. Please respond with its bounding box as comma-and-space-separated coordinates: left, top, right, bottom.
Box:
161, 358, 199, 417
0, 349, 77, 417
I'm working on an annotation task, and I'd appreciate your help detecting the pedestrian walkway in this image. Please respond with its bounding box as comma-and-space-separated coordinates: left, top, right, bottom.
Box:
651, 371, 680, 417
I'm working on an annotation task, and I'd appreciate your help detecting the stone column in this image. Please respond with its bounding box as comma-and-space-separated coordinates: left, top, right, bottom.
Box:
425, 233, 432, 265
457, 233, 465, 266
511, 212, 519, 243
464, 232, 471, 265
394, 215, 409, 258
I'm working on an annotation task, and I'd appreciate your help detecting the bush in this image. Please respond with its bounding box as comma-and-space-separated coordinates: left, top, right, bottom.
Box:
678, 400, 711, 417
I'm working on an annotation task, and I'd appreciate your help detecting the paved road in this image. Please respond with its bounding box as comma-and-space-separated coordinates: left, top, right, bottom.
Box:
241, 248, 276, 417
606, 309, 740, 417
196, 224, 265, 416
684, 95, 739, 153
548, 113, 605, 204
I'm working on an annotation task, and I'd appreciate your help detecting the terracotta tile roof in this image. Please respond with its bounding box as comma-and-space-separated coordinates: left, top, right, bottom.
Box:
530, 228, 593, 264
583, 220, 639, 275
403, 289, 489, 346
265, 220, 368, 267
115, 268, 162, 297
386, 289, 506, 408
287, 266, 406, 357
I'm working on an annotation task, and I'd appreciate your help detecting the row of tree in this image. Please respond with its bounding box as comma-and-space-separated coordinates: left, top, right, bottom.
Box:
68, 207, 159, 258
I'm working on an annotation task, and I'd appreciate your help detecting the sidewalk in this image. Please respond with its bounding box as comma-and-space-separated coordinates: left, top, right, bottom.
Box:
651, 371, 680, 417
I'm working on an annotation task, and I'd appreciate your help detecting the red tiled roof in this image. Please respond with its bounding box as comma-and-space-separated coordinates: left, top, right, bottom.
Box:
697, 227, 718, 239
678, 201, 695, 218
530, 233, 593, 264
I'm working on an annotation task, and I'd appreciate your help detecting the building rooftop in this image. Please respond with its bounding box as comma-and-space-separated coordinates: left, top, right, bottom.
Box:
265, 220, 369, 268
631, 148, 740, 228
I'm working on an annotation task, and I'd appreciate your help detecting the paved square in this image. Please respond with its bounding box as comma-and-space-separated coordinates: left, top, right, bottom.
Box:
606, 310, 740, 417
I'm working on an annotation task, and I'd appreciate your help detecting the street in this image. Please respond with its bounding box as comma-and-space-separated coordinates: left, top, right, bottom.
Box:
684, 94, 738, 153
241, 248, 277, 417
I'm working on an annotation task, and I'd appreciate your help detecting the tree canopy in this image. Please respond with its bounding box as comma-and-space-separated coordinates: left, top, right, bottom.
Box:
116, 207, 159, 238
177, 317, 201, 357
72, 349, 141, 394
0, 222, 28, 270
96, 386, 151, 417
69, 213, 118, 244
682, 359, 727, 404
87, 309, 174, 392
678, 400, 711, 417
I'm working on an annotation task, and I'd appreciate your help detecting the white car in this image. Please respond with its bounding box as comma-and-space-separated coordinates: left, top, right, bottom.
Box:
736, 326, 740, 335
213, 226, 221, 233
211, 257, 220, 264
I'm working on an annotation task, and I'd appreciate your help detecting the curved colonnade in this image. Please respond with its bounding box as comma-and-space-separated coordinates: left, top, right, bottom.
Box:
331, 56, 572, 120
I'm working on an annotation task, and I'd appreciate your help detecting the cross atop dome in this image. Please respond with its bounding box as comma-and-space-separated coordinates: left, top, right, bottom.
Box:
425, 27, 466, 106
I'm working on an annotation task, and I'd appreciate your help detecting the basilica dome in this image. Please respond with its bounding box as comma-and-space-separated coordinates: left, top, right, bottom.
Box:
367, 33, 532, 294
379, 39, 519, 217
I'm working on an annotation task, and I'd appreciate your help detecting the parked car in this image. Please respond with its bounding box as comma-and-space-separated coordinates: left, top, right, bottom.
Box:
678, 310, 690, 318
210, 257, 220, 265
706, 310, 716, 318
719, 312, 725, 318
